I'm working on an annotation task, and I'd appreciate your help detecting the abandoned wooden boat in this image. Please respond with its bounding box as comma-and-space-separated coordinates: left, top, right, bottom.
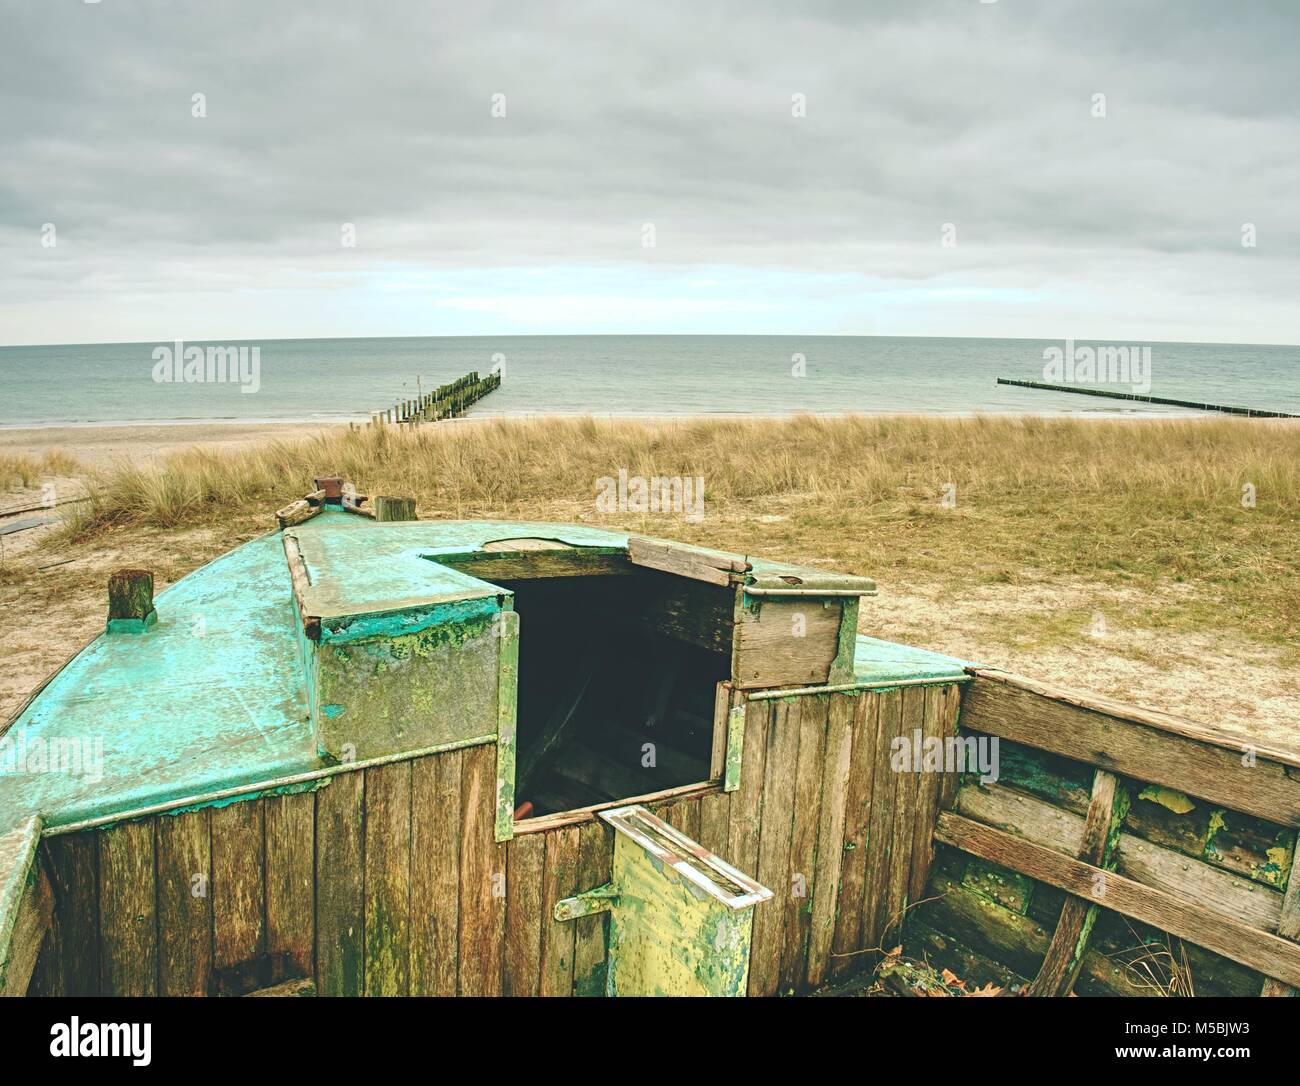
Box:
1, 480, 1297, 997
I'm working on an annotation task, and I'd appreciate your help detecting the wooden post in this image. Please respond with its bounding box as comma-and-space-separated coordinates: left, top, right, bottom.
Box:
107, 569, 156, 632
1026, 769, 1128, 995
374, 496, 417, 523
314, 477, 344, 504
1261, 841, 1300, 996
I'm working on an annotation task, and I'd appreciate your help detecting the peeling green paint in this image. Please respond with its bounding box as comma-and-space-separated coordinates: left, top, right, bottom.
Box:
571, 806, 771, 997
828, 598, 860, 685
493, 610, 519, 843
1204, 808, 1228, 861
105, 610, 157, 635
1254, 845, 1292, 888
724, 705, 745, 792
1138, 785, 1196, 814
0, 816, 42, 990
312, 603, 502, 762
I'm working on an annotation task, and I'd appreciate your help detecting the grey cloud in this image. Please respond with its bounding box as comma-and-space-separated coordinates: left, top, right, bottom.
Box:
0, 0, 1297, 339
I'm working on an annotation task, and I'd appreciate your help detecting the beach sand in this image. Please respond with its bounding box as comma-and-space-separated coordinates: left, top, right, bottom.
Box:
0, 421, 345, 468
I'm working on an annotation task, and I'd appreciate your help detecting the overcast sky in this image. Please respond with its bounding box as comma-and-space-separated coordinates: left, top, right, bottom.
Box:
1, 0, 1297, 345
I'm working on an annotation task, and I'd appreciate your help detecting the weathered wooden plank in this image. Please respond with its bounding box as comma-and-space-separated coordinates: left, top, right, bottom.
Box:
245, 976, 316, 997
908, 685, 953, 908
658, 796, 702, 842
264, 791, 314, 983
573, 819, 613, 996
458, 743, 505, 995
211, 799, 266, 993
539, 825, 580, 996
0, 860, 52, 997
710, 683, 732, 781
628, 537, 742, 586
31, 833, 98, 996
513, 780, 715, 835
748, 700, 800, 996
780, 696, 827, 993
697, 790, 732, 858
860, 689, 902, 952
503, 832, 545, 996
880, 687, 923, 947
439, 550, 631, 582
995, 739, 1292, 890
962, 672, 1300, 826
830, 691, 880, 975
971, 668, 1300, 767
937, 684, 964, 813
935, 811, 1300, 988
913, 869, 1149, 997
1261, 841, 1300, 997
952, 782, 1283, 932
315, 771, 365, 996
1027, 770, 1123, 996
364, 762, 411, 996
155, 809, 212, 996
727, 700, 771, 884
807, 692, 854, 987
411, 750, 461, 996
98, 820, 158, 996
733, 599, 843, 690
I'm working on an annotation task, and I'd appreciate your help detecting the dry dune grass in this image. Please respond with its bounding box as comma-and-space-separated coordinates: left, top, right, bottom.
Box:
56, 414, 1299, 649
0, 449, 82, 491
2, 413, 1296, 735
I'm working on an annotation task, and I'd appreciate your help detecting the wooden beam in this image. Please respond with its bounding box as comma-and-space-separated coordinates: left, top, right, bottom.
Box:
515, 781, 718, 835
953, 782, 1283, 932
1027, 770, 1125, 996
961, 671, 1300, 826
968, 668, 1300, 767
1261, 841, 1300, 997
627, 537, 747, 587
435, 550, 633, 582
936, 811, 1300, 988
517, 666, 595, 794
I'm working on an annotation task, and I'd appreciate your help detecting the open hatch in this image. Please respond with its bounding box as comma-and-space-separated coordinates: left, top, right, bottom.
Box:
434, 541, 738, 819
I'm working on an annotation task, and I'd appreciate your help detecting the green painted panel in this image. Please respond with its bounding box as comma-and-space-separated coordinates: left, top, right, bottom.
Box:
724, 706, 745, 793
494, 610, 519, 842
313, 598, 503, 762
599, 805, 771, 997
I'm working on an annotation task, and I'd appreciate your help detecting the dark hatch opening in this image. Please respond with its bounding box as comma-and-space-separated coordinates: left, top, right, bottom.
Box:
494, 572, 732, 818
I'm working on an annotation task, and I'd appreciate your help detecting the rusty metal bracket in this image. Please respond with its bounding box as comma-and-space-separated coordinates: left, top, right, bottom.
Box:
554, 883, 619, 922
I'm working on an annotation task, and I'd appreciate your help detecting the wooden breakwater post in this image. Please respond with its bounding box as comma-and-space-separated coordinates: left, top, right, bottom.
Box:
374, 495, 417, 522
371, 370, 502, 428
996, 377, 1300, 418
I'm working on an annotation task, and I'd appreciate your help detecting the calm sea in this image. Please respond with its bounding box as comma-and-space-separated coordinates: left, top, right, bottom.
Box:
1, 335, 1297, 427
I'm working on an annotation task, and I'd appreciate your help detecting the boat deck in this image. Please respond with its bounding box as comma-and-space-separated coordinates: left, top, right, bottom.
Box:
0, 514, 967, 838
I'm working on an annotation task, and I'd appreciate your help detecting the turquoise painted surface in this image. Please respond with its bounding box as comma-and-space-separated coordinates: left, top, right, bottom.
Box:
0, 816, 42, 973
852, 634, 971, 684
0, 516, 632, 835
0, 533, 320, 835
291, 512, 631, 620
0, 509, 957, 838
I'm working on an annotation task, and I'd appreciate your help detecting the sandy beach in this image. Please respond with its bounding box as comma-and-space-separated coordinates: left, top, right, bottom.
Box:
0, 421, 344, 468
